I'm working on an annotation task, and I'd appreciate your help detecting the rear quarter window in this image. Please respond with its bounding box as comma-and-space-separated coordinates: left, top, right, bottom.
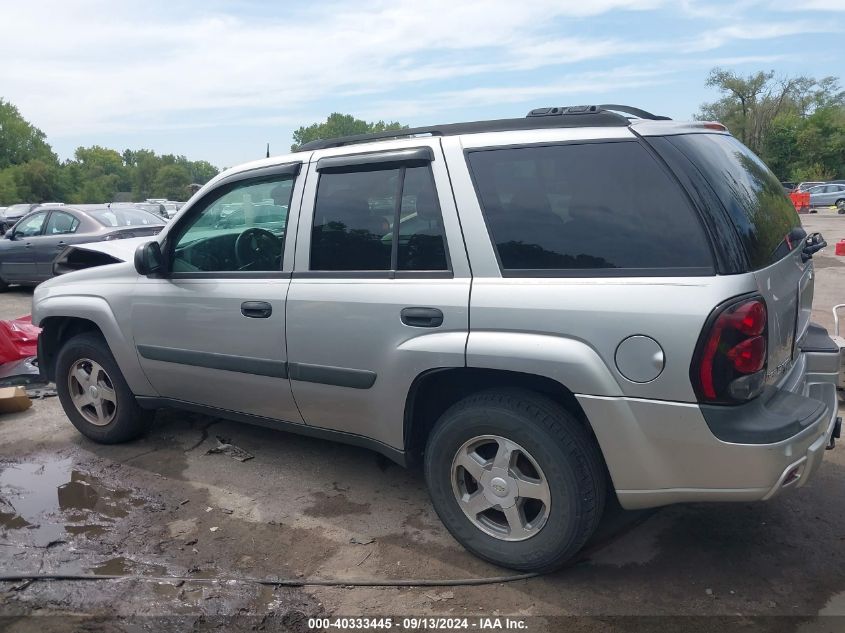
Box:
466, 141, 714, 275
666, 134, 799, 270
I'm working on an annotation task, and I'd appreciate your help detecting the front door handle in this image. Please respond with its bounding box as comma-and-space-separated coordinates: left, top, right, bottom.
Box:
401, 307, 444, 328
241, 301, 272, 318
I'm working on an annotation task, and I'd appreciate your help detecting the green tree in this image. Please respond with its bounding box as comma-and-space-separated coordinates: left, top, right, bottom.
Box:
0, 99, 57, 169
793, 106, 845, 180
152, 164, 191, 200
124, 149, 160, 200
0, 98, 221, 204
187, 160, 218, 186
8, 160, 63, 202
698, 68, 845, 179
291, 113, 406, 151
64, 145, 129, 202
0, 169, 18, 204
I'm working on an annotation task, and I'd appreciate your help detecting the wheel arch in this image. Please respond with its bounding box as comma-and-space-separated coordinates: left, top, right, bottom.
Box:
403, 367, 603, 469
39, 316, 104, 382
34, 296, 156, 395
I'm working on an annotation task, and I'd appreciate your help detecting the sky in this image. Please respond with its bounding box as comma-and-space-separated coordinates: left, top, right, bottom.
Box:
1, 0, 843, 169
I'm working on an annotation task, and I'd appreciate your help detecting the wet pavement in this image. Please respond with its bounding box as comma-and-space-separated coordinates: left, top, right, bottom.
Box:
0, 213, 843, 632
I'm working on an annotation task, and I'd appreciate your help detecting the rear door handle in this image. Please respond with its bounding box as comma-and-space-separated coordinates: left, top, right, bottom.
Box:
401, 307, 443, 328
241, 301, 272, 318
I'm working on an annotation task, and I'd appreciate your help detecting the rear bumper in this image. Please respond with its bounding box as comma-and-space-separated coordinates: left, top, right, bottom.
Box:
579, 335, 841, 510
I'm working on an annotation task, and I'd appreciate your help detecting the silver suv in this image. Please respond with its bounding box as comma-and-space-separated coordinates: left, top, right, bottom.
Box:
32, 105, 843, 572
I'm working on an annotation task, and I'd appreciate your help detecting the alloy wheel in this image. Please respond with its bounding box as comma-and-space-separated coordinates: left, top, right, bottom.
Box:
451, 434, 552, 541
67, 358, 118, 426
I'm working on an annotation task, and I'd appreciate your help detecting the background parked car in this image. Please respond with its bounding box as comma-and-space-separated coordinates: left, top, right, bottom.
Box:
0, 204, 165, 289
133, 202, 169, 219
0, 203, 40, 234
808, 183, 845, 208
795, 181, 825, 192
162, 201, 183, 218
144, 199, 184, 218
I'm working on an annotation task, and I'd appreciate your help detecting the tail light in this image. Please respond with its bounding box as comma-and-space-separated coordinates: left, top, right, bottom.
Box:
691, 296, 768, 404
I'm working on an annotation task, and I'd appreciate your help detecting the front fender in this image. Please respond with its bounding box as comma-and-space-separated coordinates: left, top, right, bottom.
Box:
33, 294, 156, 396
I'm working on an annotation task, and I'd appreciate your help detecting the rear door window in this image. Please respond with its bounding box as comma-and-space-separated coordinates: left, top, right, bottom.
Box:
310, 165, 448, 272
45, 211, 80, 235
466, 141, 713, 275
666, 134, 799, 270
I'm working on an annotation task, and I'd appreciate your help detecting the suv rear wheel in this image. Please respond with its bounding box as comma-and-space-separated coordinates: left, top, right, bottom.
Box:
56, 332, 152, 443
424, 389, 606, 572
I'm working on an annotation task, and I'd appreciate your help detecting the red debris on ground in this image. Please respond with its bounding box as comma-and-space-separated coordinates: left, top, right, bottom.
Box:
0, 316, 41, 365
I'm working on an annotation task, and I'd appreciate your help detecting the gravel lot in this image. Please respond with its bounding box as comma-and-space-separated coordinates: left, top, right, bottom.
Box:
0, 212, 843, 632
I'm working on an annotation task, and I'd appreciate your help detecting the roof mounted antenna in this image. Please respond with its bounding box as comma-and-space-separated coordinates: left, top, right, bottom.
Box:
266, 143, 270, 159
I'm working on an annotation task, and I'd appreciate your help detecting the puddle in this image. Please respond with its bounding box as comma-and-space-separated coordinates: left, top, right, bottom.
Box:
187, 567, 220, 579
90, 556, 167, 577
65, 524, 107, 537
0, 456, 146, 546
820, 591, 845, 616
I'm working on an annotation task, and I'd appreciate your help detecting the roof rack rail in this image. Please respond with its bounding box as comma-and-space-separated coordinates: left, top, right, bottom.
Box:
297, 110, 630, 151
527, 104, 671, 121
598, 104, 671, 121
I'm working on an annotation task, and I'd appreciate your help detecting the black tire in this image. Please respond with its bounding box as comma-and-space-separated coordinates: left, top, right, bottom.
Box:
56, 332, 152, 444
836, 198, 845, 208
424, 389, 606, 572
0, 277, 8, 292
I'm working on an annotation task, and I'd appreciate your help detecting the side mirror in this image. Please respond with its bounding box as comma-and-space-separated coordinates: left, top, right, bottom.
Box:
5, 231, 15, 240
134, 241, 164, 276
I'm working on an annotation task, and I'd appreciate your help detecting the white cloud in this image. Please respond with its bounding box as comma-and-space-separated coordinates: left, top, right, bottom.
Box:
769, 0, 845, 10
0, 0, 669, 136
683, 20, 842, 52
0, 0, 838, 150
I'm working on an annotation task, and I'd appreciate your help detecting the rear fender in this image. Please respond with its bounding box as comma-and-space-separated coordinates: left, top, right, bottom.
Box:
466, 331, 623, 397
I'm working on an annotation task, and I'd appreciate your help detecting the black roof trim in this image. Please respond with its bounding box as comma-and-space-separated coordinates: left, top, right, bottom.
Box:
298, 109, 631, 151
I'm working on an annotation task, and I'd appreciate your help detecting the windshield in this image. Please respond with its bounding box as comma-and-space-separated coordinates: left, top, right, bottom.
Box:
667, 134, 799, 270
6, 204, 33, 215
88, 208, 166, 227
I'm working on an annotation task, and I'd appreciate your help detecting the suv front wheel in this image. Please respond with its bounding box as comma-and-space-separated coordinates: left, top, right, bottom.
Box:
56, 332, 152, 443
424, 389, 606, 572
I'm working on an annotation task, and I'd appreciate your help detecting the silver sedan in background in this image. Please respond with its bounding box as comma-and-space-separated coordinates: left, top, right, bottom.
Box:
808, 183, 845, 209
0, 204, 165, 289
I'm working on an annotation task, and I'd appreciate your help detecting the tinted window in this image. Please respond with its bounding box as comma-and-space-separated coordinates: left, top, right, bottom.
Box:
667, 134, 799, 270
45, 212, 79, 235
89, 208, 165, 227
15, 212, 47, 237
173, 176, 293, 273
396, 167, 448, 270
468, 141, 712, 272
311, 165, 447, 271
